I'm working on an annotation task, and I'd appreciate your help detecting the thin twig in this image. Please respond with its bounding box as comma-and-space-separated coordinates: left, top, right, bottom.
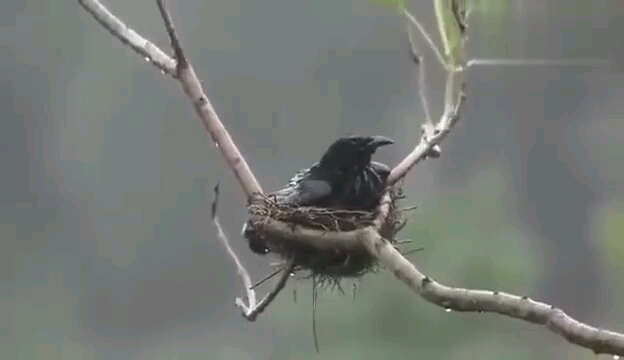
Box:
215, 216, 259, 313
388, 2, 469, 184
467, 58, 613, 68
156, 0, 187, 70
211, 182, 293, 320
210, 184, 257, 313
406, 26, 434, 129
395, 219, 408, 233
402, 8, 449, 71
387, 86, 466, 185
399, 246, 425, 256
245, 259, 295, 321
400, 205, 419, 212
251, 266, 286, 290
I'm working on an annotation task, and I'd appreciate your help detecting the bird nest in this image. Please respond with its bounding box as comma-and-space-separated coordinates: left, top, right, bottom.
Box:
245, 186, 405, 286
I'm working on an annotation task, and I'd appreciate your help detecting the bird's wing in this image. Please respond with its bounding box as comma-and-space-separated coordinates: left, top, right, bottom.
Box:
296, 177, 332, 206
270, 167, 332, 206
370, 161, 391, 180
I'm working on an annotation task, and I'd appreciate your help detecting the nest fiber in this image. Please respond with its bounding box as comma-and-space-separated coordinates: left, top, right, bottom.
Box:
245, 187, 403, 283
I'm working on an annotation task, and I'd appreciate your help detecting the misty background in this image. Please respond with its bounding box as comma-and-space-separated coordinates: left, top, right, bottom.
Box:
2, 0, 623, 359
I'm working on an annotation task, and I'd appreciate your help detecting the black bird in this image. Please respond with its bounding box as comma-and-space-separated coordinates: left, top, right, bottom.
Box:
244, 135, 394, 255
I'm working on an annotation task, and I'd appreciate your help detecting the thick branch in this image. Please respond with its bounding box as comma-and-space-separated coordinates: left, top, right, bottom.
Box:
78, 0, 262, 198
360, 232, 624, 356
247, 214, 624, 355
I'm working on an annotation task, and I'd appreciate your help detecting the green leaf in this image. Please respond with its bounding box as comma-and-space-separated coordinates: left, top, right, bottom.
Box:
433, 0, 464, 68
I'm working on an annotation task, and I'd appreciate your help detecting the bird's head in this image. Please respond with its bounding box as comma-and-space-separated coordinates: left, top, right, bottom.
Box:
319, 135, 394, 170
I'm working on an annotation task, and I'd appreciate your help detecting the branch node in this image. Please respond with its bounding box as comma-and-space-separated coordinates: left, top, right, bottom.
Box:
156, 0, 188, 72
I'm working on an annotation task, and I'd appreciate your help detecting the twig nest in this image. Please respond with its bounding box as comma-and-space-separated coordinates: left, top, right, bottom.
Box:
245, 186, 405, 285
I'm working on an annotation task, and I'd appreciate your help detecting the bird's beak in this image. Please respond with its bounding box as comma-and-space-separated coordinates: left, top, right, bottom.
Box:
368, 135, 394, 148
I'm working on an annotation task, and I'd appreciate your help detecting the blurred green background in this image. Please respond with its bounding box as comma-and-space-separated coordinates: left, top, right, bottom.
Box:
2, 0, 623, 359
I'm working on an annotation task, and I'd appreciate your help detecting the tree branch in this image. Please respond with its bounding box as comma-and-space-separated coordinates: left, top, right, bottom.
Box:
246, 213, 624, 355
212, 182, 291, 321
78, 0, 262, 198
78, 0, 176, 74
387, 85, 466, 185
79, 0, 624, 355
388, 2, 467, 185
243, 259, 295, 321
405, 20, 434, 131
359, 230, 624, 357
155, 0, 187, 70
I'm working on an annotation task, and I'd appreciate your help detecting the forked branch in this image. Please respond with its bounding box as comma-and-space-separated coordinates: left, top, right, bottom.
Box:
212, 182, 292, 320
79, 0, 262, 198
78, 0, 624, 356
